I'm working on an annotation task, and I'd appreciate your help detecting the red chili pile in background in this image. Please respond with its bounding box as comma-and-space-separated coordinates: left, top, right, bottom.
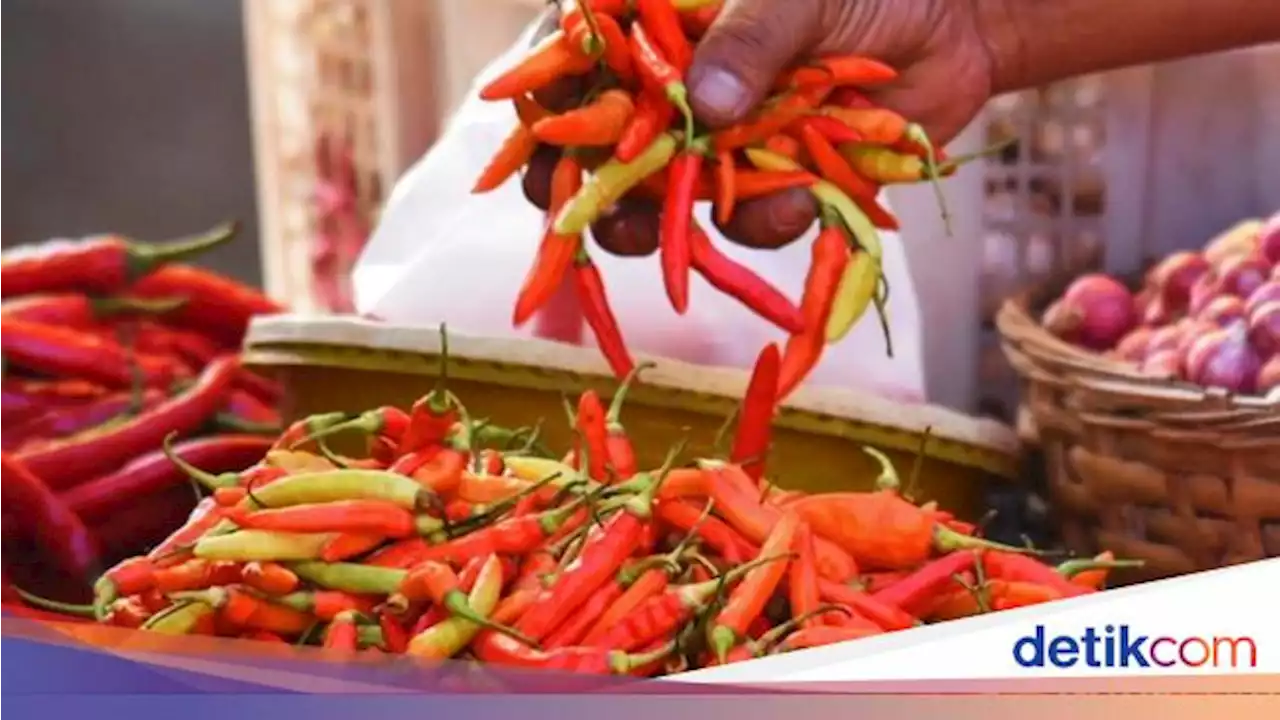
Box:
1043, 211, 1280, 395
474, 0, 1001, 397
22, 339, 1139, 674
1, 222, 285, 611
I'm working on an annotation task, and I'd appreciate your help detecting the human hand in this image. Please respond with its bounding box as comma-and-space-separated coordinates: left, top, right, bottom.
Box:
520, 0, 998, 255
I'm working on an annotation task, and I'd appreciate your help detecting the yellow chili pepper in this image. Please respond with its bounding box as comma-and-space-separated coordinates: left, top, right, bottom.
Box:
825, 249, 881, 342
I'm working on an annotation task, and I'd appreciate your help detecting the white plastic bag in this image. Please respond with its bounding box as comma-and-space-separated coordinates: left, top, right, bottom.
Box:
353, 20, 926, 402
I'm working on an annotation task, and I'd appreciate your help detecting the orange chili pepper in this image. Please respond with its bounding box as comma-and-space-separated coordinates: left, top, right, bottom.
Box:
732, 169, 820, 200
533, 89, 636, 147
788, 522, 823, 629
319, 533, 386, 563
714, 86, 831, 153
241, 562, 299, 596
708, 511, 799, 661
797, 123, 879, 199
513, 153, 584, 327
713, 150, 736, 225
763, 133, 801, 162
479, 30, 596, 101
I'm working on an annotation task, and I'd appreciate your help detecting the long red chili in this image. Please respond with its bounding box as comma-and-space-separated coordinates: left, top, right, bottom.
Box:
1, 453, 101, 581
601, 360, 652, 480
615, 88, 675, 163
659, 152, 701, 314
871, 550, 978, 615
126, 264, 283, 347
16, 354, 241, 488
574, 390, 611, 481
689, 227, 805, 334
635, 0, 693, 72
730, 343, 781, 484
573, 249, 635, 379
777, 224, 849, 399
0, 222, 237, 299
654, 499, 758, 564
1, 319, 187, 389
4, 388, 164, 452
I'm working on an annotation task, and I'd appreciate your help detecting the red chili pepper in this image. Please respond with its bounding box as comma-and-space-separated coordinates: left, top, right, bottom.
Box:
1, 378, 108, 425
321, 611, 360, 651
678, 0, 723, 37
659, 151, 702, 313
145, 496, 221, 565
61, 434, 271, 521
563, 9, 634, 81
479, 31, 596, 101
777, 622, 882, 651
473, 103, 543, 194
708, 511, 798, 661
601, 361, 652, 480
126, 264, 283, 347
515, 499, 655, 642
635, 0, 693, 72
614, 87, 675, 164
575, 390, 611, 481
730, 343, 781, 483
151, 559, 243, 593
871, 550, 978, 615
688, 226, 806, 335
573, 249, 634, 379
797, 122, 880, 200
411, 501, 588, 567
276, 589, 375, 622
1, 293, 185, 329
629, 22, 694, 141
378, 612, 410, 653
1, 319, 187, 389
229, 500, 426, 538
786, 115, 863, 145
475, 631, 675, 674
654, 499, 758, 564
713, 150, 737, 225
714, 86, 831, 153
397, 559, 534, 643
397, 331, 462, 457
4, 388, 164, 452
789, 522, 826, 628
271, 411, 351, 451
319, 533, 387, 563
1, 453, 101, 581
0, 222, 237, 299
817, 578, 918, 632
16, 355, 240, 488
984, 551, 1088, 598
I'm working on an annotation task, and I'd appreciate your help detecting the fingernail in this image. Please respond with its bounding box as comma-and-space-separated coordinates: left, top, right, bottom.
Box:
688, 66, 752, 125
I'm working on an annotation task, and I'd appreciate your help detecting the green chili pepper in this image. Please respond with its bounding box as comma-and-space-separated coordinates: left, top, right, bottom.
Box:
247, 470, 435, 511
554, 133, 680, 235
141, 600, 214, 635
406, 555, 505, 659
287, 561, 408, 595
194, 530, 338, 561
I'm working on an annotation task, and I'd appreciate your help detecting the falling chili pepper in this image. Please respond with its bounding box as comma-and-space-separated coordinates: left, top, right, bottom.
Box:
730, 343, 781, 483
572, 249, 635, 379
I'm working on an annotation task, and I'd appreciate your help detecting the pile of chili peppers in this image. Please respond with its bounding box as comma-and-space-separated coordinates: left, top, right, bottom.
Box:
1, 222, 286, 616
18, 340, 1139, 674
478, 0, 995, 396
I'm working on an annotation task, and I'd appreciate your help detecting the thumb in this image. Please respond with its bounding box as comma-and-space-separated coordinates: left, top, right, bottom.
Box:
686, 0, 825, 129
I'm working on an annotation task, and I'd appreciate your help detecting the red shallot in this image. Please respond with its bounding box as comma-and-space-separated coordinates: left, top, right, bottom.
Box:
1258, 213, 1280, 265
1147, 251, 1209, 309
1244, 281, 1279, 317
1113, 327, 1154, 363
1196, 295, 1246, 328
1257, 355, 1280, 393
1140, 349, 1182, 379
1215, 253, 1271, 300
1042, 274, 1136, 351
1247, 301, 1280, 359
1183, 322, 1262, 394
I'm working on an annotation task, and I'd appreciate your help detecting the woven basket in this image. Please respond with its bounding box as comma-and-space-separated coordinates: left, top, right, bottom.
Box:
996, 296, 1280, 583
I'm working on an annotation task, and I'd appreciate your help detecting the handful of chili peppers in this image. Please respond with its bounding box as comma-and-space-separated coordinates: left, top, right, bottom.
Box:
21, 339, 1139, 673
476, 0, 995, 395
1, 222, 287, 615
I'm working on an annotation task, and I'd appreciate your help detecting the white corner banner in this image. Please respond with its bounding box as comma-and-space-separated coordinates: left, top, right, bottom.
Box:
680, 559, 1279, 683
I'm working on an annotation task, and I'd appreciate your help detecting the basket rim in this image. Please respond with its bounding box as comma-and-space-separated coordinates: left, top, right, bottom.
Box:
243, 314, 1022, 477
996, 296, 1280, 411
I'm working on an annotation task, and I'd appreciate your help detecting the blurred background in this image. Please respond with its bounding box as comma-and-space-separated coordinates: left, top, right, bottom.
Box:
4, 0, 1278, 419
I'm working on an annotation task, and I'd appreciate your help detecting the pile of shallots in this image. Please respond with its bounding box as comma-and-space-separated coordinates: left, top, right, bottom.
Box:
1042, 211, 1280, 395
